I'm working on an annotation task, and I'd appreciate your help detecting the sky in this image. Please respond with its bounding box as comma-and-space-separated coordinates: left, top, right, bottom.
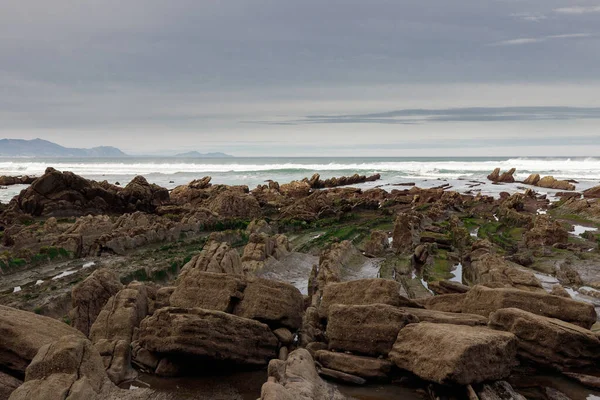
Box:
1, 0, 600, 156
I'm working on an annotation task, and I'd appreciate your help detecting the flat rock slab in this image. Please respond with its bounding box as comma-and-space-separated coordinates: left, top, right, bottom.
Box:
489, 308, 600, 370
326, 304, 419, 356
399, 307, 488, 326
138, 307, 278, 366
463, 285, 597, 329
314, 350, 392, 380
389, 322, 518, 385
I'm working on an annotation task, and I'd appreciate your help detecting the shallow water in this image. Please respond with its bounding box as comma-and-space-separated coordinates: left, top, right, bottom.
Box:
572, 224, 598, 236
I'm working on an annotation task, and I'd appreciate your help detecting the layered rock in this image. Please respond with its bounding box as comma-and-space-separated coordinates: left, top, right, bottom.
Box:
392, 212, 424, 254
137, 307, 279, 368
312, 240, 361, 296
170, 271, 246, 312
260, 349, 348, 400
462, 285, 597, 329
319, 278, 412, 318
179, 240, 243, 275
71, 268, 123, 336
537, 176, 575, 191
399, 307, 488, 326
326, 304, 419, 356
207, 189, 261, 219
8, 335, 164, 400
523, 215, 569, 248
583, 185, 600, 199
233, 277, 304, 330
487, 168, 516, 183
489, 308, 600, 370
363, 230, 389, 257
465, 253, 543, 292
389, 322, 518, 385
523, 174, 541, 186
89, 283, 149, 384
314, 350, 393, 380
0, 305, 85, 377
241, 233, 290, 273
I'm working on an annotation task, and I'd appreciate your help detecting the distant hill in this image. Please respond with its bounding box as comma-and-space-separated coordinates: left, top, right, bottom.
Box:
173, 151, 233, 158
0, 139, 127, 157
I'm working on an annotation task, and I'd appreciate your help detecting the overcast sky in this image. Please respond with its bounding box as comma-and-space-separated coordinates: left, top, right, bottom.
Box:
1, 0, 600, 156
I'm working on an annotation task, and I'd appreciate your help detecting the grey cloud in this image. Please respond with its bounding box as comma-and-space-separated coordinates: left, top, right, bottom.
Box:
252, 107, 600, 125
554, 5, 600, 14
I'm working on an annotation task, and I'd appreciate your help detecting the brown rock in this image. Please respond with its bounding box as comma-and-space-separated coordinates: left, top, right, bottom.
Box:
170, 271, 246, 312
273, 328, 294, 345
399, 307, 488, 326
260, 349, 349, 400
234, 277, 304, 330
550, 284, 571, 298
462, 285, 597, 329
179, 241, 243, 275
489, 308, 600, 370
427, 280, 470, 295
537, 176, 575, 191
389, 322, 518, 385
583, 185, 600, 199
477, 381, 526, 400
138, 307, 278, 367
465, 253, 543, 292
71, 268, 124, 336
523, 215, 569, 248
314, 350, 393, 380
523, 174, 541, 186
421, 293, 467, 313
364, 230, 389, 257
0, 305, 85, 376
207, 190, 261, 219
326, 304, 419, 356
89, 284, 149, 384
319, 278, 409, 318
0, 371, 22, 400
318, 368, 366, 385
392, 212, 423, 254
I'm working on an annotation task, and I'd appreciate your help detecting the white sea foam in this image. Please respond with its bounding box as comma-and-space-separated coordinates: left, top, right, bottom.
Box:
1, 157, 600, 179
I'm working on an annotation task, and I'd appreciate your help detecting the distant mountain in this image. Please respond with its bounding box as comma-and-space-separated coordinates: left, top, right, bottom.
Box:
0, 139, 127, 157
173, 151, 233, 158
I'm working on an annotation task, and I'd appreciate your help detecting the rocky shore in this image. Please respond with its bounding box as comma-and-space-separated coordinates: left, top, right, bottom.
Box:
1, 167, 600, 399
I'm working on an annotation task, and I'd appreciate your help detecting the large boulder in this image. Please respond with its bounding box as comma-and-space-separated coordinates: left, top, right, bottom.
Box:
326, 304, 419, 356
389, 323, 518, 385
120, 175, 170, 212
0, 371, 22, 400
462, 285, 597, 329
313, 241, 361, 296
138, 307, 278, 367
489, 308, 600, 370
9, 335, 109, 400
89, 283, 149, 384
261, 349, 349, 400
523, 174, 541, 186
170, 271, 246, 312
179, 241, 243, 275
523, 215, 569, 247
233, 277, 304, 330
319, 278, 411, 318
8, 335, 166, 400
71, 268, 123, 336
487, 168, 516, 183
241, 233, 290, 273
314, 350, 393, 380
537, 176, 575, 191
0, 305, 85, 377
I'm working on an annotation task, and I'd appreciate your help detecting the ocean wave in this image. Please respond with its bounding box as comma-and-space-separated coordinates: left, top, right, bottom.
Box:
1, 158, 600, 181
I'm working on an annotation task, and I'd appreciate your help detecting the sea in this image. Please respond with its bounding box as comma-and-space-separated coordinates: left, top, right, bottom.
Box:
1, 156, 599, 203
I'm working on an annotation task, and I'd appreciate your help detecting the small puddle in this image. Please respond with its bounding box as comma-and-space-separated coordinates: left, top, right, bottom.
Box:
537, 209, 547, 215
571, 224, 598, 236
13, 286, 21, 293
470, 228, 479, 238
52, 269, 77, 280
35, 280, 44, 285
